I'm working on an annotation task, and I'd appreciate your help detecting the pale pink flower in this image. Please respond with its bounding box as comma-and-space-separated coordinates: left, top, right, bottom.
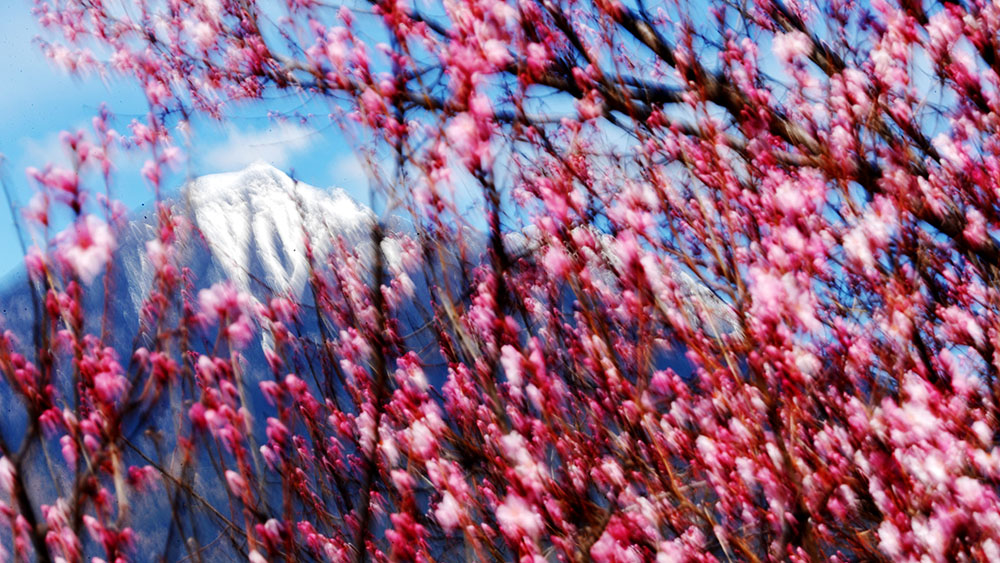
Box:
408, 419, 437, 459
526, 42, 549, 74
225, 470, 248, 498
774, 180, 807, 215
963, 208, 989, 247
94, 369, 127, 403
390, 469, 415, 492
483, 39, 511, 66
878, 520, 902, 558
360, 88, 385, 118
198, 282, 251, 323
434, 491, 463, 531
23, 192, 49, 227
127, 465, 160, 492
261, 444, 280, 470
932, 133, 965, 167
469, 93, 493, 120
24, 247, 46, 281
226, 314, 255, 349
59, 215, 116, 284
542, 244, 573, 278
496, 493, 543, 540
146, 239, 170, 271
500, 345, 524, 387
576, 91, 604, 121
184, 18, 217, 50
0, 457, 14, 494
446, 113, 478, 151
326, 27, 350, 66
261, 519, 282, 543
927, 10, 962, 51
356, 410, 376, 455
60, 435, 78, 466
843, 228, 875, 270
268, 296, 298, 325
591, 527, 643, 563
940, 305, 985, 347
772, 31, 812, 62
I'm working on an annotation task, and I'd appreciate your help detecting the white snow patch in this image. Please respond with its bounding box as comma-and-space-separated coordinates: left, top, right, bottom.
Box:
185, 161, 373, 295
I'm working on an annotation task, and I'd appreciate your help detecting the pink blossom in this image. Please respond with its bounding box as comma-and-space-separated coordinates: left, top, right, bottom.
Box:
225, 470, 248, 498
500, 345, 524, 387
576, 91, 604, 121
940, 305, 985, 346
772, 31, 812, 62
23, 192, 49, 227
932, 133, 965, 167
446, 113, 478, 152
526, 42, 549, 74
356, 410, 376, 455
927, 10, 962, 51
127, 465, 160, 492
878, 520, 902, 558
774, 180, 807, 215
226, 314, 255, 349
198, 282, 252, 323
483, 39, 511, 66
60, 436, 77, 466
24, 247, 46, 281
0, 457, 14, 494
93, 369, 127, 403
407, 419, 437, 459
963, 208, 989, 247
58, 215, 116, 284
591, 526, 642, 563
259, 381, 283, 405
146, 239, 170, 271
325, 27, 351, 66
496, 494, 543, 540
434, 491, 463, 531
268, 296, 298, 324
843, 227, 875, 270
260, 445, 280, 470
266, 417, 289, 447
19, 1, 1000, 561
390, 469, 415, 492
189, 403, 208, 430
184, 18, 217, 50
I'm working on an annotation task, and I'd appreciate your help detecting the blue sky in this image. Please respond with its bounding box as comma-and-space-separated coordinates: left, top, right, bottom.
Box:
0, 2, 372, 278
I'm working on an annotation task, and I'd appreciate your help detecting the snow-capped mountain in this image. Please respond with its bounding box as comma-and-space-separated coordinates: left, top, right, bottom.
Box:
0, 162, 722, 560
0, 163, 421, 560
184, 161, 375, 295
0, 162, 395, 413
0, 161, 733, 367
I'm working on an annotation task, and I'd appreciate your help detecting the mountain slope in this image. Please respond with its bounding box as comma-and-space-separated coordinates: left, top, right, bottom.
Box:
185, 161, 374, 296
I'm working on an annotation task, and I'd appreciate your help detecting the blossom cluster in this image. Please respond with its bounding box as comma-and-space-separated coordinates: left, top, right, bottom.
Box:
6, 0, 1000, 560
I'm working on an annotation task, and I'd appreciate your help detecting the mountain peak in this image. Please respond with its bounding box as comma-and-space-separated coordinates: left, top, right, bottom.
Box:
184, 164, 373, 296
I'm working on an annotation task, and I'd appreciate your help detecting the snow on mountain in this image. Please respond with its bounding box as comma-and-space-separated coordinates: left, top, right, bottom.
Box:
184, 161, 374, 296
0, 161, 733, 372
183, 162, 737, 337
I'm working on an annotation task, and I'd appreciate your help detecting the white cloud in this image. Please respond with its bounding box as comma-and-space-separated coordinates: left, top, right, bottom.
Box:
202, 122, 318, 172
328, 152, 369, 188
18, 123, 146, 185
